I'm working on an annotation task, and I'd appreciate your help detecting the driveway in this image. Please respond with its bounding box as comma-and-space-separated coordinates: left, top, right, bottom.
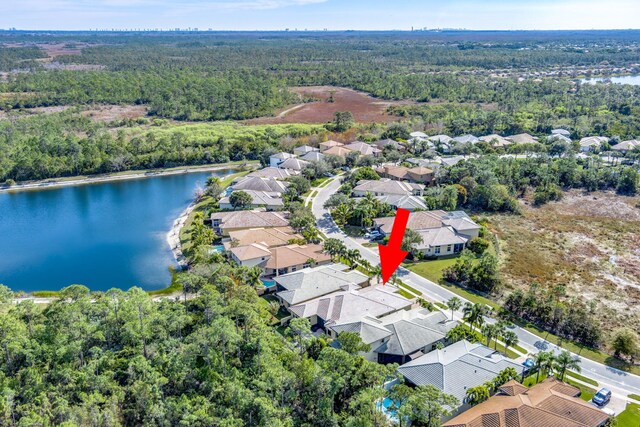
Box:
312, 176, 640, 402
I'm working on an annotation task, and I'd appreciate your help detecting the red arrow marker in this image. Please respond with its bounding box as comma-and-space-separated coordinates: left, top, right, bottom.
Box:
378, 208, 410, 284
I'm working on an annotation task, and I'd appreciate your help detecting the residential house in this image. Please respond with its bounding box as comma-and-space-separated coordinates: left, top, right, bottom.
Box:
579, 136, 609, 152
322, 145, 353, 158
278, 157, 310, 171
229, 243, 331, 276
398, 340, 524, 411
443, 377, 611, 427
263, 244, 332, 276
440, 156, 468, 167
410, 131, 428, 139
479, 134, 512, 148
372, 138, 405, 151
331, 309, 457, 364
223, 226, 301, 250
548, 133, 572, 144
453, 134, 479, 144
274, 263, 369, 307
232, 176, 290, 193
352, 179, 425, 197
344, 141, 382, 157
611, 139, 640, 153
293, 145, 319, 156
300, 151, 325, 162
289, 284, 413, 329
210, 210, 289, 236
319, 140, 344, 152
269, 152, 295, 168
219, 190, 284, 211
407, 166, 435, 184
374, 194, 428, 211
429, 135, 453, 152
247, 167, 298, 179
374, 164, 436, 185
506, 133, 538, 145
551, 128, 572, 137
373, 210, 480, 257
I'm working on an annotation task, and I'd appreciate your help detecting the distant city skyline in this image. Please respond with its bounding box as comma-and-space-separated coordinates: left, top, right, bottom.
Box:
2, 0, 639, 31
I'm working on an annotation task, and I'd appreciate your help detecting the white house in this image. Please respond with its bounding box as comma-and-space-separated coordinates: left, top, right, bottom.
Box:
352, 179, 425, 197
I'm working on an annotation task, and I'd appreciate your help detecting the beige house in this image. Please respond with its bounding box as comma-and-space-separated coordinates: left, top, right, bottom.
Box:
210, 210, 289, 236
612, 139, 640, 153
352, 178, 425, 197
223, 226, 301, 250
219, 190, 284, 211
374, 210, 480, 257
229, 243, 331, 276
344, 141, 382, 157
479, 134, 513, 148
579, 136, 609, 152
288, 284, 412, 328
246, 167, 299, 179
319, 140, 344, 152
506, 133, 538, 144
323, 145, 353, 158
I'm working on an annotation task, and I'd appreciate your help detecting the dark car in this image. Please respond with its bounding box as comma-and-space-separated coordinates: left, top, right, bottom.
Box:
592, 388, 611, 406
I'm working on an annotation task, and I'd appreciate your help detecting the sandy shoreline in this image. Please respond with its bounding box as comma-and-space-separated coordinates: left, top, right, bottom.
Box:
167, 201, 197, 269
0, 164, 247, 194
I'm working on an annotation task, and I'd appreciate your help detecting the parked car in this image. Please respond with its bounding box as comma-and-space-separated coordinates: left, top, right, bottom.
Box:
592, 388, 611, 406
365, 230, 384, 241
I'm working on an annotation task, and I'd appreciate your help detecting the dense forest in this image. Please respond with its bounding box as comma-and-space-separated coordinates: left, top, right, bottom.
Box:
1, 30, 640, 182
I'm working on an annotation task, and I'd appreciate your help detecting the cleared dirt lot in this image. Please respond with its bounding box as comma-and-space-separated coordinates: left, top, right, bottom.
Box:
487, 190, 640, 335
245, 86, 413, 124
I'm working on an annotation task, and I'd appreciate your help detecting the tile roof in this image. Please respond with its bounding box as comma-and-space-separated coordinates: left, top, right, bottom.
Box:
289, 285, 412, 327
579, 136, 609, 147
398, 340, 524, 404
319, 140, 344, 150
428, 134, 453, 143
372, 138, 403, 150
612, 139, 640, 151
344, 141, 382, 156
443, 378, 610, 427
265, 244, 331, 270
224, 227, 300, 249
330, 319, 393, 344
552, 128, 571, 137
219, 190, 284, 208
293, 145, 318, 155
410, 131, 429, 138
270, 152, 295, 161
232, 176, 290, 192
300, 151, 325, 162
323, 145, 353, 157
353, 179, 425, 196
454, 134, 479, 144
374, 311, 455, 356
479, 134, 513, 147
229, 243, 272, 261
210, 210, 289, 230
408, 166, 435, 176
374, 194, 428, 211
275, 263, 369, 305
246, 167, 298, 179
506, 133, 538, 144
278, 157, 310, 171
548, 133, 572, 144
416, 226, 468, 249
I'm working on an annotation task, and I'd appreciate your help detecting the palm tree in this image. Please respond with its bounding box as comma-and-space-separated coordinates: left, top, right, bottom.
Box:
502, 331, 519, 356
345, 249, 362, 269
553, 350, 581, 381
533, 351, 556, 383
463, 302, 487, 334
482, 324, 498, 348
332, 204, 352, 226
446, 297, 462, 321
465, 385, 490, 406
370, 265, 382, 284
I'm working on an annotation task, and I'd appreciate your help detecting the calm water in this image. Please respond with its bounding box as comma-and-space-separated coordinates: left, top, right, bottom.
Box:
581, 75, 640, 85
0, 170, 233, 292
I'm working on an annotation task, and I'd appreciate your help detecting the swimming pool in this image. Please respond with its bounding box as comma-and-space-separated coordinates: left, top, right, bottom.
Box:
260, 279, 276, 288
211, 245, 225, 253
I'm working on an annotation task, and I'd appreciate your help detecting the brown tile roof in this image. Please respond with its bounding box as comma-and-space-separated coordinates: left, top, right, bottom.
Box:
224, 227, 301, 249
210, 210, 289, 230
229, 243, 272, 261
323, 146, 353, 157
265, 244, 331, 270
443, 378, 610, 427
499, 380, 529, 397
319, 140, 344, 151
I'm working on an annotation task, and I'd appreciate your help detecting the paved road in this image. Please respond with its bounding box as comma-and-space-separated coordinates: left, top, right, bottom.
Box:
312, 176, 640, 400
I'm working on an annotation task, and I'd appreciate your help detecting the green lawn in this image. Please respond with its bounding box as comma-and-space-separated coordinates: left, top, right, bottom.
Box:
404, 258, 457, 283
629, 394, 640, 401
616, 403, 640, 426
565, 370, 599, 387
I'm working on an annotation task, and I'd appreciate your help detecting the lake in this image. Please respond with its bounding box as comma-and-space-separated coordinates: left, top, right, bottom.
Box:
581, 75, 640, 86
0, 170, 233, 293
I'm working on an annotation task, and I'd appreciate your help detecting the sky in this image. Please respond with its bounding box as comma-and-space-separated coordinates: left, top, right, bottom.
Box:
1, 0, 639, 31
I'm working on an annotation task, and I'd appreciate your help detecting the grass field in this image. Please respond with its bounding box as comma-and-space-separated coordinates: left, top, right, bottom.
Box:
616, 403, 640, 426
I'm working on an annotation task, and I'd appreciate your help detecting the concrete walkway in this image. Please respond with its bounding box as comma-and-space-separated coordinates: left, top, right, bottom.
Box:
311, 175, 640, 406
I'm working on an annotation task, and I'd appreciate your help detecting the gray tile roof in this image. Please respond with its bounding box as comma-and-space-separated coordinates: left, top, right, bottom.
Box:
300, 151, 325, 162
453, 134, 479, 144
398, 340, 524, 404
374, 194, 428, 211
374, 311, 455, 356
232, 176, 290, 192
275, 264, 369, 305
331, 320, 393, 344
